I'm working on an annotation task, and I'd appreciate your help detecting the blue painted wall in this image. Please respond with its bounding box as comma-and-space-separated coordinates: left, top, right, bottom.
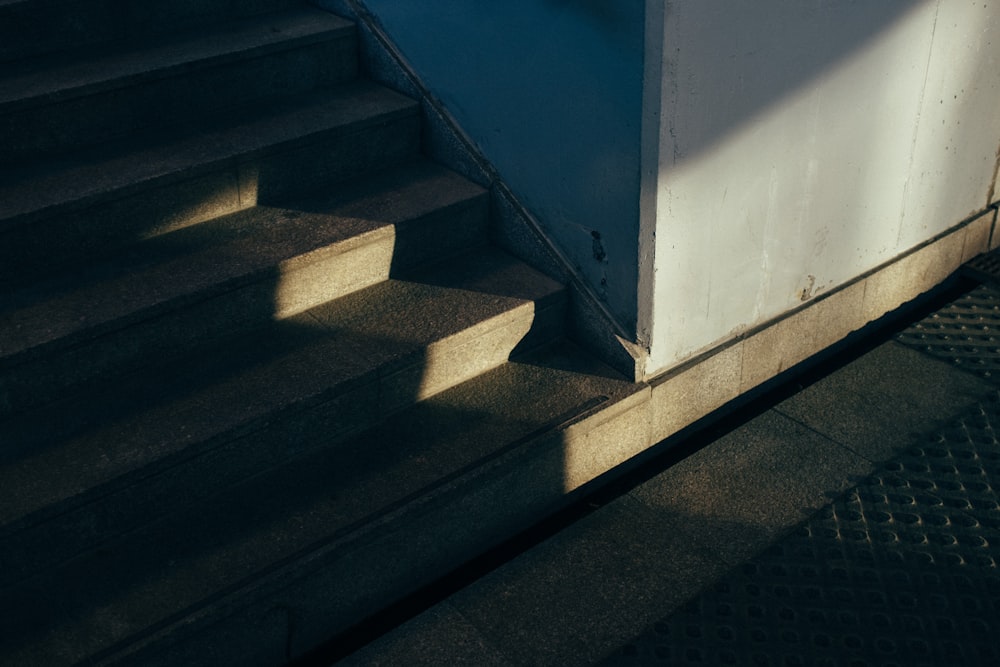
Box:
350, 0, 646, 334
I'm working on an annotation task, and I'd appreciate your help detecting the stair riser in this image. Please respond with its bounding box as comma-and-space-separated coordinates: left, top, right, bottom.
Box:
271, 197, 491, 319
0, 111, 421, 288
87, 389, 649, 667
0, 377, 378, 591
382, 298, 568, 412
0, 0, 304, 63
0, 38, 358, 167
0, 196, 488, 420
0, 295, 567, 587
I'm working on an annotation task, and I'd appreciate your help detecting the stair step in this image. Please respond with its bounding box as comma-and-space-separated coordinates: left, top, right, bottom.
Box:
0, 81, 421, 286
0, 160, 488, 417
0, 4, 650, 666
0, 247, 567, 588
0, 7, 357, 166
0, 340, 644, 666
0, 0, 304, 64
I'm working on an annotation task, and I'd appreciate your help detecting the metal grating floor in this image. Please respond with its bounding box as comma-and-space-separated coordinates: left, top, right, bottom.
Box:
963, 247, 1000, 288
604, 397, 1000, 667
895, 285, 1000, 380
603, 282, 1000, 667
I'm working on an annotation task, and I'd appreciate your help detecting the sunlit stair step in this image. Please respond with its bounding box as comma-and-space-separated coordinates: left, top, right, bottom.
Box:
0, 340, 647, 667
0, 247, 567, 588
0, 0, 304, 64
0, 81, 420, 287
0, 6, 357, 165
0, 160, 488, 418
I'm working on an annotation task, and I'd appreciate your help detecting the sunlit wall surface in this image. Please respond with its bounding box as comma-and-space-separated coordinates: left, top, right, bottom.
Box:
645, 0, 1000, 372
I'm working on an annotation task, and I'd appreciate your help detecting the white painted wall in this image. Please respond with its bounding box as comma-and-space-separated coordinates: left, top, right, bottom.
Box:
644, 0, 1000, 374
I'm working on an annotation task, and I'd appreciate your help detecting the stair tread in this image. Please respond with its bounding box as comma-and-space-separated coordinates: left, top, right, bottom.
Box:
0, 341, 639, 667
0, 6, 352, 108
0, 247, 565, 530
0, 160, 486, 363
0, 80, 417, 224
0, 4, 646, 665
0, 0, 305, 64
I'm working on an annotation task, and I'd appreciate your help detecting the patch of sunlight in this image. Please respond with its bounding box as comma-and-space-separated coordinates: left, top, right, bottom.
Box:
138, 172, 257, 240
272, 226, 397, 320
562, 427, 603, 494
561, 397, 646, 494
414, 304, 535, 402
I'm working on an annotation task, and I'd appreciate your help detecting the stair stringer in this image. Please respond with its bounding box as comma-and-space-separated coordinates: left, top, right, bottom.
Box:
312, 0, 649, 381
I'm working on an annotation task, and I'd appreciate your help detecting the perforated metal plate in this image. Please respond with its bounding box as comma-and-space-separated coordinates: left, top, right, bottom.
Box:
964, 248, 1000, 287
603, 399, 1000, 667
895, 285, 1000, 380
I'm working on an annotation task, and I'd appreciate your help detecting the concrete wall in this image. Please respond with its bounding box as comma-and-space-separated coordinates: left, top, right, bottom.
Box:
345, 0, 647, 337
645, 0, 1000, 374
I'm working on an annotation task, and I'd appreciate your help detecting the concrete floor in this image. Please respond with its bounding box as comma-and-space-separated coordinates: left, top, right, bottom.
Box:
330, 277, 1000, 666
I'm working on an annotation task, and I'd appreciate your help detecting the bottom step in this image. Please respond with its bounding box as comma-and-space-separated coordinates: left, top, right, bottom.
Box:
0, 341, 647, 666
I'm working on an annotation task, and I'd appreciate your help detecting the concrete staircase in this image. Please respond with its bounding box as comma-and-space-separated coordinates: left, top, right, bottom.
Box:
0, 1, 647, 665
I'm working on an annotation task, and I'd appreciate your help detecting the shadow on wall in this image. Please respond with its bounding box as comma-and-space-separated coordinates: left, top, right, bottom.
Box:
649, 0, 1000, 371
660, 0, 934, 162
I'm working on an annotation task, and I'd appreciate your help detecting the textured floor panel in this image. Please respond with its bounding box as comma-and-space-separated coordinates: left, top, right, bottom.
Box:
602, 397, 1000, 667
963, 248, 1000, 288
895, 285, 1000, 380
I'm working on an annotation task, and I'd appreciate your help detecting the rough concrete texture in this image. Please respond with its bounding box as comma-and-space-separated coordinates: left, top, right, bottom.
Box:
962, 208, 995, 262
0, 82, 419, 275
740, 279, 868, 393
343, 272, 1000, 667
776, 342, 995, 463
650, 342, 743, 444
0, 162, 486, 418
0, 339, 645, 666
7, 2, 999, 665
0, 9, 357, 164
0, 246, 565, 541
0, 3, 662, 665
861, 226, 968, 324
633, 410, 873, 566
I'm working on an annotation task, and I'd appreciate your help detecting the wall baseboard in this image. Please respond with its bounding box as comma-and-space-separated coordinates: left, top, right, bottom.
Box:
647, 206, 997, 445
